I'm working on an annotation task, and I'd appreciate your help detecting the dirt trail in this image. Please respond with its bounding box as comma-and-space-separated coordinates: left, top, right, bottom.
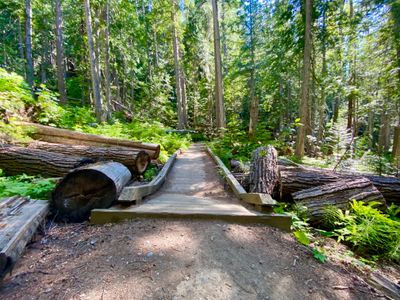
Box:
0, 219, 383, 300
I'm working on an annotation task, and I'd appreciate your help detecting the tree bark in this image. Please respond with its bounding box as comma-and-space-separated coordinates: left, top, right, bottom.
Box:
19, 122, 161, 159
211, 0, 226, 130
393, 126, 400, 159
55, 0, 67, 104
25, 0, 34, 87
248, 0, 258, 138
249, 146, 279, 196
84, 0, 103, 122
292, 177, 386, 221
103, 0, 112, 121
0, 144, 94, 177
51, 161, 131, 222
28, 141, 150, 174
280, 165, 400, 205
171, 0, 185, 129
295, 0, 312, 157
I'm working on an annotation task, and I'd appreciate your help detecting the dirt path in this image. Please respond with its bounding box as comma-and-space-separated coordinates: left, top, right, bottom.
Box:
0, 219, 383, 299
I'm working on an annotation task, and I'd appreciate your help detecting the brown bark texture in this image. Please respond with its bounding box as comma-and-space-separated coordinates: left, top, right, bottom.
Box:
249, 146, 279, 195
292, 177, 386, 221
28, 141, 150, 174
0, 144, 94, 177
19, 122, 160, 159
51, 161, 131, 222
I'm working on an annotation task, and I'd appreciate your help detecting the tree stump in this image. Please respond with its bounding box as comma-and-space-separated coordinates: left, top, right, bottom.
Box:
249, 145, 279, 196
292, 177, 386, 221
51, 161, 131, 222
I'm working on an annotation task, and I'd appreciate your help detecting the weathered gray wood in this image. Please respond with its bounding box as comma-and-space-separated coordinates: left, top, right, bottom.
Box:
280, 165, 400, 205
249, 146, 279, 196
0, 197, 48, 279
28, 141, 150, 174
52, 162, 131, 222
18, 122, 161, 159
292, 177, 386, 221
0, 144, 94, 177
118, 152, 178, 202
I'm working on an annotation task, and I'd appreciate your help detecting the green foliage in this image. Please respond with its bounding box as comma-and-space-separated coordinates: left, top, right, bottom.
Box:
143, 165, 158, 182
0, 172, 56, 199
326, 201, 400, 262
312, 248, 328, 263
294, 230, 310, 246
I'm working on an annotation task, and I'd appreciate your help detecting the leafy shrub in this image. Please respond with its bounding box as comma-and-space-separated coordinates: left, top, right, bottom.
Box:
0, 172, 56, 199
330, 201, 400, 262
143, 165, 158, 181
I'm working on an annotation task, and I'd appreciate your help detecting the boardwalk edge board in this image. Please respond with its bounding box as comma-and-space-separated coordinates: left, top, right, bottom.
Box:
117, 151, 179, 203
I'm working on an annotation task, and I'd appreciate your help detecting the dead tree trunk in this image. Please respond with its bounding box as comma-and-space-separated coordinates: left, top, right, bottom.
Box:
249, 146, 279, 196
28, 141, 150, 174
292, 177, 386, 221
280, 166, 400, 205
51, 162, 131, 222
19, 122, 160, 159
0, 144, 93, 177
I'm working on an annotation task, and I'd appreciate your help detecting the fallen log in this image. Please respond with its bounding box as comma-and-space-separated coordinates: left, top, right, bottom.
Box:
292, 178, 386, 221
280, 166, 400, 205
0, 144, 93, 177
249, 146, 279, 196
28, 141, 150, 174
51, 161, 131, 222
18, 121, 161, 159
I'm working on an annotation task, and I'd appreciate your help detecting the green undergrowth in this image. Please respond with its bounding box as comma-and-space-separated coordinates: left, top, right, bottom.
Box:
0, 171, 57, 200
275, 201, 400, 264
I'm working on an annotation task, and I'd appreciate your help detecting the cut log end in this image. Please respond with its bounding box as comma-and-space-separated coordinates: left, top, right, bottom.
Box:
135, 151, 150, 175
51, 162, 131, 222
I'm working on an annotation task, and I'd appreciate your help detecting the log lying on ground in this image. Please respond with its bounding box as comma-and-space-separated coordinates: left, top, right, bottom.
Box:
249, 146, 279, 196
0, 144, 93, 177
28, 141, 150, 174
280, 166, 400, 205
292, 178, 386, 221
51, 161, 131, 222
19, 121, 161, 159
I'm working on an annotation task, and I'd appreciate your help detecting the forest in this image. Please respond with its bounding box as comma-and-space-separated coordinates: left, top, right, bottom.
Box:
0, 0, 400, 293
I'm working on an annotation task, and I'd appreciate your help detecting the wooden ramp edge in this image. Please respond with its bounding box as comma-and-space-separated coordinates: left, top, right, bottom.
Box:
118, 151, 178, 203
90, 209, 292, 232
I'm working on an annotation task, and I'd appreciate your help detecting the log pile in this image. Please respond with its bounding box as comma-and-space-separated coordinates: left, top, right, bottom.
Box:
0, 122, 161, 222
243, 145, 399, 221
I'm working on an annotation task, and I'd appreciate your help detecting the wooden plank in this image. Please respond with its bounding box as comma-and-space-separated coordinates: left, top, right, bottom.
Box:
90, 209, 292, 232
1, 198, 48, 279
118, 151, 178, 202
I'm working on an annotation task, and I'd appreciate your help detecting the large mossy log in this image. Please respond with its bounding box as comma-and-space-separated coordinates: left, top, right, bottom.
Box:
28, 141, 150, 174
280, 166, 400, 205
19, 122, 160, 159
51, 161, 131, 222
292, 178, 386, 221
0, 144, 93, 177
249, 146, 279, 196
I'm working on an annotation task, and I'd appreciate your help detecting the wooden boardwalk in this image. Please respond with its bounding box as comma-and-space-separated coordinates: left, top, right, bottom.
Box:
91, 144, 290, 230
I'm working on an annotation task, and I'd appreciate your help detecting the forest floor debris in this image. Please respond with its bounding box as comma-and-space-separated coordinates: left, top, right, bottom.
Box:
1, 218, 397, 299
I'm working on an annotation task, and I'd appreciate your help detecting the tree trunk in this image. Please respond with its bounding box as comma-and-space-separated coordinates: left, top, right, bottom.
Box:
379, 110, 390, 152
55, 0, 67, 104
28, 141, 150, 174
19, 122, 161, 159
279, 165, 400, 205
317, 5, 327, 142
103, 0, 112, 121
84, 0, 103, 122
248, 1, 258, 138
0, 144, 94, 177
211, 0, 226, 130
393, 126, 400, 159
51, 162, 131, 222
295, 0, 312, 157
171, 0, 185, 129
292, 177, 385, 221
25, 0, 34, 87
249, 146, 279, 196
